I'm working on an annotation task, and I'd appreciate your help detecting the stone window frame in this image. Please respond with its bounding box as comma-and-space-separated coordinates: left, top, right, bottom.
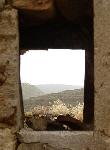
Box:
1, 0, 110, 149
19, 24, 94, 130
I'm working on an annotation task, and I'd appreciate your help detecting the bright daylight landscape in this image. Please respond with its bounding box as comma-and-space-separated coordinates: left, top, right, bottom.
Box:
20, 49, 85, 131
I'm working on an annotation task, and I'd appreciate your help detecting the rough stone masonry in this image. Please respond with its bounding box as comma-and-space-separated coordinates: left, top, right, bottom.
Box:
0, 0, 110, 150
0, 4, 23, 150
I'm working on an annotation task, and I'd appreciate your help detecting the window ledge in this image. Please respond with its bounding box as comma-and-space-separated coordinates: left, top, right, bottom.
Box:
17, 129, 93, 149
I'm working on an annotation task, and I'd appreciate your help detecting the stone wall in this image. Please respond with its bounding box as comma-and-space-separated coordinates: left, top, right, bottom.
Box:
17, 130, 94, 150
93, 0, 110, 149
0, 5, 23, 150
0, 128, 16, 150
94, 0, 110, 136
0, 0, 110, 150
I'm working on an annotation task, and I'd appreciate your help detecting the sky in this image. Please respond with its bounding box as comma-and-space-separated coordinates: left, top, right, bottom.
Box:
20, 49, 85, 86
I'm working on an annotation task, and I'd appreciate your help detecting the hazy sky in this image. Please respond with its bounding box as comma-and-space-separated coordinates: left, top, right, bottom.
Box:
20, 49, 85, 86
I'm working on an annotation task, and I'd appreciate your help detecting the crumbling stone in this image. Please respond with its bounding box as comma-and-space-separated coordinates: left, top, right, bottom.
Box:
0, 0, 110, 150
25, 115, 48, 131
0, 95, 17, 126
17, 130, 94, 150
17, 143, 44, 150
0, 8, 23, 129
0, 61, 9, 86
56, 115, 85, 130
12, 0, 55, 21
94, 0, 110, 136
0, 128, 16, 150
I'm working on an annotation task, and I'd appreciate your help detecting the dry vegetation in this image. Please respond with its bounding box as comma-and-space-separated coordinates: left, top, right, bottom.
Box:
24, 89, 84, 130
25, 99, 84, 121
24, 89, 84, 112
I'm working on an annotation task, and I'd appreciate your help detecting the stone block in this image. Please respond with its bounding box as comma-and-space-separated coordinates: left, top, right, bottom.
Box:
104, 138, 110, 150
17, 130, 94, 150
13, 0, 52, 10
0, 128, 16, 150
94, 0, 110, 136
17, 143, 44, 150
12, 0, 55, 21
0, 8, 23, 129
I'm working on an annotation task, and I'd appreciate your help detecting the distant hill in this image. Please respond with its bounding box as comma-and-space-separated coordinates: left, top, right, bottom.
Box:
21, 83, 44, 99
23, 88, 84, 112
36, 84, 82, 94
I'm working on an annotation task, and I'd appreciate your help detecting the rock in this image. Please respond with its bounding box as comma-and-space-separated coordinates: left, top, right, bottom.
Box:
0, 95, 17, 126
0, 128, 16, 150
56, 115, 85, 130
17, 143, 60, 150
47, 120, 66, 131
25, 115, 48, 131
17, 129, 94, 150
0, 61, 9, 86
17, 143, 43, 150
0, 8, 23, 130
25, 114, 86, 131
12, 0, 56, 24
0, 73, 7, 86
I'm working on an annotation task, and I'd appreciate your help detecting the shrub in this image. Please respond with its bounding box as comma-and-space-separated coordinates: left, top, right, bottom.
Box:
28, 99, 84, 121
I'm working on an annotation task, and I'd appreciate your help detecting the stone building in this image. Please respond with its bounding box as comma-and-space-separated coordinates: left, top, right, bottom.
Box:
0, 0, 110, 150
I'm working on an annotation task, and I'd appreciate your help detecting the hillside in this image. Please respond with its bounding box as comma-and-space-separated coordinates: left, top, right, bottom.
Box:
21, 83, 44, 99
37, 84, 82, 94
23, 88, 84, 112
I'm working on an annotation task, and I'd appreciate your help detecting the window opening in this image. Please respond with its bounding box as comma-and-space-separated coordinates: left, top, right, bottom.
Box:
20, 49, 86, 131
